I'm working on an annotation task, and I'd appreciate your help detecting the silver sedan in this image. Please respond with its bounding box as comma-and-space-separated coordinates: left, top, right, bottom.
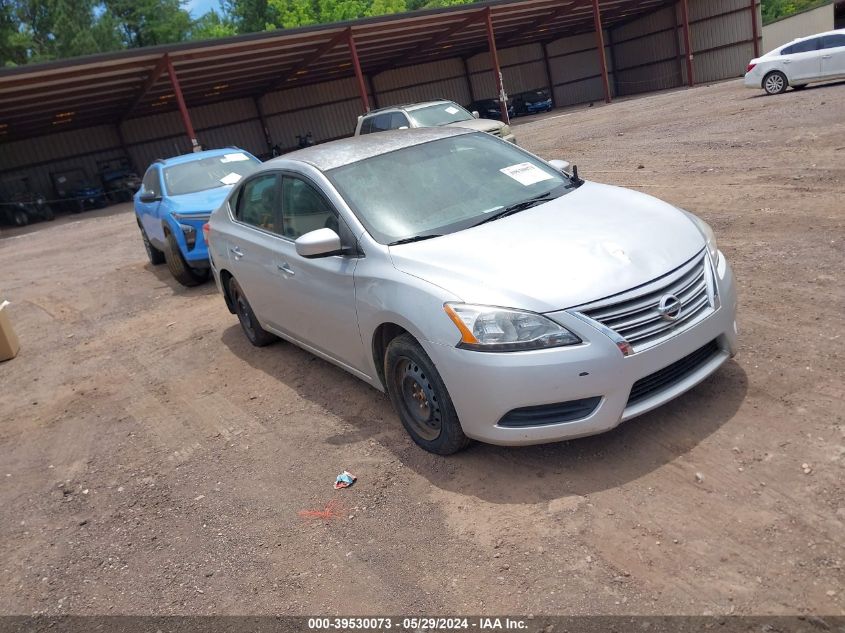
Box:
208, 128, 738, 455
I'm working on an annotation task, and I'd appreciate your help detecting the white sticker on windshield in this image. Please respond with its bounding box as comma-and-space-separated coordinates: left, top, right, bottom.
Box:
444, 106, 460, 115
500, 162, 555, 186
221, 152, 250, 163
220, 172, 242, 185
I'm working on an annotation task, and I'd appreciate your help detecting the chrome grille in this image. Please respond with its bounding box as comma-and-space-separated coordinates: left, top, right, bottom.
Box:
577, 251, 714, 352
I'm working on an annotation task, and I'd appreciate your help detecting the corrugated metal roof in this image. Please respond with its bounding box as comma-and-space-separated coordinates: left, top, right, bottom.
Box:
0, 0, 668, 142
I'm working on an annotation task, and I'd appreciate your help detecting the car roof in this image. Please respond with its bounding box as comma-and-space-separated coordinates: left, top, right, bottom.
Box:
784, 28, 845, 46
157, 147, 251, 167
361, 100, 454, 116
275, 127, 473, 172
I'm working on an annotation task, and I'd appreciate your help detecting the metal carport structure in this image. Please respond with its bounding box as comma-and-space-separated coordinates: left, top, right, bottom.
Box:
0, 0, 762, 194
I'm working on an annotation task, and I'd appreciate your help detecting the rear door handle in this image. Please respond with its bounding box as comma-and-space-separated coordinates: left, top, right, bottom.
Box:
822, 54, 832, 59
230, 246, 244, 260
277, 262, 295, 276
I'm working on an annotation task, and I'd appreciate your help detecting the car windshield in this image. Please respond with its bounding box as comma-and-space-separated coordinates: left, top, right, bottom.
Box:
327, 133, 575, 245
408, 102, 474, 127
163, 152, 260, 196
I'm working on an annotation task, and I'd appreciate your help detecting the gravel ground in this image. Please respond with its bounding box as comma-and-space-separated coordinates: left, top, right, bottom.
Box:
0, 79, 843, 617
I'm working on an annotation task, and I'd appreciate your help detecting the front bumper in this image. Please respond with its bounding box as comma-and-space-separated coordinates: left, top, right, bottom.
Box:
427, 255, 738, 445
502, 133, 517, 144
167, 214, 210, 264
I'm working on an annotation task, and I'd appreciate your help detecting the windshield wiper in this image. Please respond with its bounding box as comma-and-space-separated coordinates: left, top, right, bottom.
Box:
388, 234, 443, 246
473, 192, 555, 226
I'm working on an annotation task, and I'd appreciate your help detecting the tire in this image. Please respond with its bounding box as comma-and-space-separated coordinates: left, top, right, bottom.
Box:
792, 84, 808, 91
163, 230, 209, 286
384, 333, 470, 455
227, 277, 276, 347
42, 206, 55, 221
12, 208, 29, 227
139, 223, 165, 265
763, 71, 788, 95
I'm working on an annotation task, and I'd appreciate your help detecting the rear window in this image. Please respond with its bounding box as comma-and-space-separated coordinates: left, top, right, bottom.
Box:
783, 38, 821, 54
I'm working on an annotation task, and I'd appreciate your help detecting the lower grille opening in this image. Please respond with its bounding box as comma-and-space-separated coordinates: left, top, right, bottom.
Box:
499, 396, 602, 428
627, 339, 720, 406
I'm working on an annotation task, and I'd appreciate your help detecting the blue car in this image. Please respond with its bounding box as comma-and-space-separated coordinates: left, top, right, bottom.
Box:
135, 148, 261, 286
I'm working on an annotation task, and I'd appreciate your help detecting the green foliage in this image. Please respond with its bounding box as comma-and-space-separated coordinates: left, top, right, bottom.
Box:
191, 9, 238, 40
104, 0, 193, 47
761, 0, 830, 24
0, 0, 487, 66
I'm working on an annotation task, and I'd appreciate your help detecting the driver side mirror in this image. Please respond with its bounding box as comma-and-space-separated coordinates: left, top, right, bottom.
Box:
295, 227, 342, 258
548, 159, 572, 175
472, 111, 480, 119
139, 192, 161, 203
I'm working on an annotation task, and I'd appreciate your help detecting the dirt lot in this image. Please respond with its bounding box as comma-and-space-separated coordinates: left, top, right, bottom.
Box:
1, 80, 843, 617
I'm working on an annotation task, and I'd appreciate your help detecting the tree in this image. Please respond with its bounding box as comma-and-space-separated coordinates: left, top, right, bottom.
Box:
104, 0, 193, 48
191, 9, 238, 39
220, 0, 279, 32
267, 0, 316, 28
364, 0, 406, 15
761, 0, 828, 24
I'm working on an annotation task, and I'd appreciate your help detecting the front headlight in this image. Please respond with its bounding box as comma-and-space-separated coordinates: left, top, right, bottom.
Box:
500, 124, 511, 137
683, 211, 720, 266
443, 303, 581, 352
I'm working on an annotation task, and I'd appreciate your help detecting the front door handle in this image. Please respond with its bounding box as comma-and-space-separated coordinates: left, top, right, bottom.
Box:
822, 54, 832, 59
230, 246, 244, 260
782, 59, 791, 64
277, 262, 295, 276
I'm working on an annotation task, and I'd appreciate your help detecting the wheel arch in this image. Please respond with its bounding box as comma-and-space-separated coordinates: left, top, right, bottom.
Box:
371, 322, 413, 390
218, 268, 237, 314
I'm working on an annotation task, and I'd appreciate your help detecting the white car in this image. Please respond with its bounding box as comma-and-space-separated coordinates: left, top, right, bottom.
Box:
745, 29, 845, 95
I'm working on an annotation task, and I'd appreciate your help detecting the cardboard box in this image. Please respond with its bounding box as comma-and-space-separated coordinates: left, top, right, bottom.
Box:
0, 300, 20, 362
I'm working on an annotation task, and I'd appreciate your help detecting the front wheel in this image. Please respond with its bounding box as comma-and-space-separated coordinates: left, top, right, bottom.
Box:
763, 71, 788, 95
163, 231, 209, 286
228, 277, 276, 347
384, 333, 470, 455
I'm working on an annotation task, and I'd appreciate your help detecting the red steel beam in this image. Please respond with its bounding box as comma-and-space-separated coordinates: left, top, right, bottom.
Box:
122, 55, 168, 122
165, 53, 200, 151
749, 0, 760, 58
591, 0, 612, 104
679, 0, 695, 87
347, 30, 370, 113
484, 7, 510, 124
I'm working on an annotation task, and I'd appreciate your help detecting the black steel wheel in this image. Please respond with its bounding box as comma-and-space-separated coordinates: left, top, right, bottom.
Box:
164, 230, 209, 286
228, 277, 276, 347
384, 333, 469, 455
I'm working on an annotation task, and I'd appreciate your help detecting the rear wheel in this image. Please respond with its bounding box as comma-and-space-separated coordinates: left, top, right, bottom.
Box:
228, 277, 276, 347
763, 71, 788, 95
163, 230, 209, 286
384, 333, 470, 455
12, 208, 29, 226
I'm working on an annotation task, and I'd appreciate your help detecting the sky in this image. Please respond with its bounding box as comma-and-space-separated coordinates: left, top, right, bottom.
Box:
184, 0, 219, 17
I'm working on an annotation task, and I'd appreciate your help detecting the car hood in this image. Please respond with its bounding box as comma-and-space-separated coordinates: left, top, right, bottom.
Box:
168, 186, 233, 214
388, 181, 705, 313
445, 118, 505, 133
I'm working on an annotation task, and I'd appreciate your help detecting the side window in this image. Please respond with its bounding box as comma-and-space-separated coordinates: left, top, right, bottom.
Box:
281, 176, 338, 241
236, 173, 279, 233
359, 118, 373, 135
389, 112, 410, 129
370, 113, 392, 133
142, 168, 160, 197
822, 34, 845, 49
790, 38, 821, 54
